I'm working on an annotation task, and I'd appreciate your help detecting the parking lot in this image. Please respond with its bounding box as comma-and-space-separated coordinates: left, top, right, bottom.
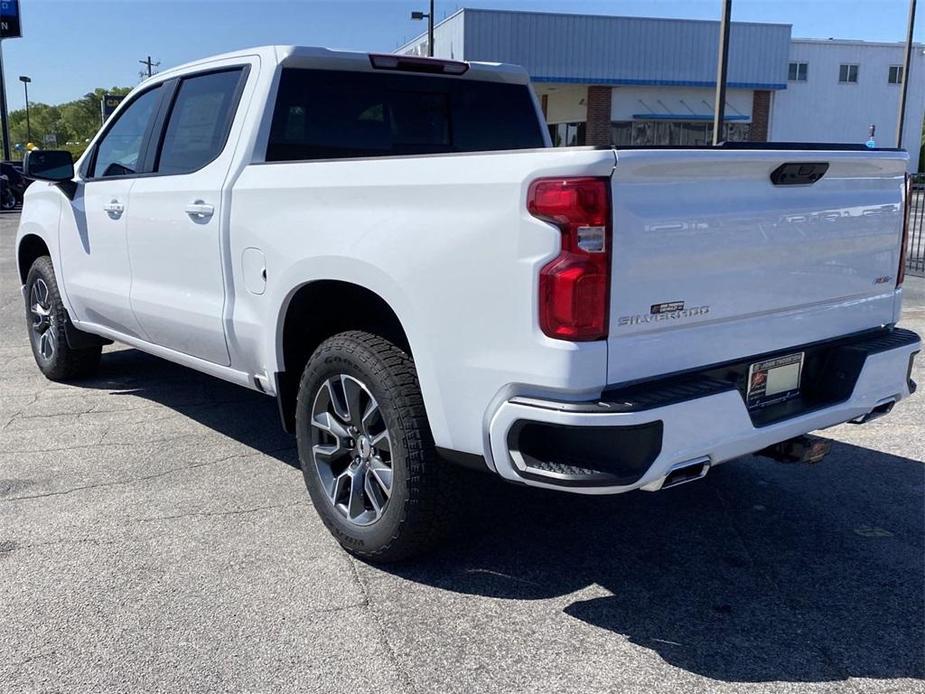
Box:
1, 210, 923, 693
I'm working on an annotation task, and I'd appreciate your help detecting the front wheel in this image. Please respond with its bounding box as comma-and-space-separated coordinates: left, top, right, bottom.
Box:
295, 331, 458, 562
24, 256, 102, 381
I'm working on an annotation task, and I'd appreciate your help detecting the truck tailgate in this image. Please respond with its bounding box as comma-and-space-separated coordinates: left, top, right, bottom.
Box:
607, 149, 907, 385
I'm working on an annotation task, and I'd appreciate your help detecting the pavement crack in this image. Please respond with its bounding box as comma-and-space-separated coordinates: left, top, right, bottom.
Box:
131, 500, 303, 524
347, 557, 417, 693
10, 537, 122, 552
8, 649, 57, 675
1, 392, 40, 430
0, 447, 294, 503
0, 432, 206, 454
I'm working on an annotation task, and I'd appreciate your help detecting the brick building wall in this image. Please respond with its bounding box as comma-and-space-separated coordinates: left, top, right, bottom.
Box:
585, 86, 613, 147
749, 90, 771, 142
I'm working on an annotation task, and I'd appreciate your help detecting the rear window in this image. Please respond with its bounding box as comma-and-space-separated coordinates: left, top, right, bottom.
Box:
266, 68, 545, 161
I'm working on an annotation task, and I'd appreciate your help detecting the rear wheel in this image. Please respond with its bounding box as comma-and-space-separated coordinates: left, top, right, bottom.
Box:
295, 331, 458, 562
25, 256, 102, 381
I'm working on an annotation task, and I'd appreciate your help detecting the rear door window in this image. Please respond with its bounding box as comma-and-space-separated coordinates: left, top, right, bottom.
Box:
267, 68, 545, 161
156, 68, 245, 175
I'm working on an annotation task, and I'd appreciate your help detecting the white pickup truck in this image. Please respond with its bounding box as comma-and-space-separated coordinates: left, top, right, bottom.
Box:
16, 46, 920, 560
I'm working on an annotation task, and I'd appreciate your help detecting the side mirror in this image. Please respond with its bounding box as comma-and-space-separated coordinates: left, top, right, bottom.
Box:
23, 150, 74, 182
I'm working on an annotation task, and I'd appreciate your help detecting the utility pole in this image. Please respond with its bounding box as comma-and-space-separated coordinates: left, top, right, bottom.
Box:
712, 0, 732, 146
0, 41, 10, 160
411, 0, 435, 57
896, 0, 917, 148
139, 55, 160, 79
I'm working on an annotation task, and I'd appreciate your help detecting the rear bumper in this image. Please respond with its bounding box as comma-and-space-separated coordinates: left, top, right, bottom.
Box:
487, 328, 920, 494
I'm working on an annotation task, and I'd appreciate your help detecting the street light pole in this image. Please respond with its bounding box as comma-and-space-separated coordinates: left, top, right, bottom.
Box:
712, 0, 732, 146
411, 0, 435, 57
895, 0, 917, 148
428, 0, 434, 58
19, 75, 30, 144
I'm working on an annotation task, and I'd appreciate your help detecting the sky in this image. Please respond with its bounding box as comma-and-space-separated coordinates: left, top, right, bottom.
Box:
1, 0, 922, 111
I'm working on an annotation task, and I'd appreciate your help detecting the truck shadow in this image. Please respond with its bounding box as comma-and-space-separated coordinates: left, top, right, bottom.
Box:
77, 346, 300, 467
79, 346, 924, 686
399, 444, 925, 685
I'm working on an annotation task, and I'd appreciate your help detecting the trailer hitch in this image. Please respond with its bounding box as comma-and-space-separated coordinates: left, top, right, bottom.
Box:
757, 434, 831, 464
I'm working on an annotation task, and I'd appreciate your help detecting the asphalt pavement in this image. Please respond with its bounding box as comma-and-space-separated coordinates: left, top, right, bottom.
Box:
1, 210, 923, 693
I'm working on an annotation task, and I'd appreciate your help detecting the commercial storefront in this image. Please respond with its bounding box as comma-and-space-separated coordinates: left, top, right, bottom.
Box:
399, 8, 924, 170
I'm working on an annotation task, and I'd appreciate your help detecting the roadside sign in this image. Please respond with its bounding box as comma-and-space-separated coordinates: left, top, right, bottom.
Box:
0, 0, 22, 39
101, 93, 125, 122
43, 133, 57, 147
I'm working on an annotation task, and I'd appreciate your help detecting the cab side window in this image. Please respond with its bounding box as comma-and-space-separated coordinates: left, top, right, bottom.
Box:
91, 86, 162, 178
156, 69, 244, 175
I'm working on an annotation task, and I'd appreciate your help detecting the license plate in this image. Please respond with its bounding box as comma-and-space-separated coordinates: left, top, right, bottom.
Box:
746, 352, 804, 409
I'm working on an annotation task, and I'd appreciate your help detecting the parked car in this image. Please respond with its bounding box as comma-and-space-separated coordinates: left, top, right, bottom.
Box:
1, 160, 29, 210
15, 46, 921, 560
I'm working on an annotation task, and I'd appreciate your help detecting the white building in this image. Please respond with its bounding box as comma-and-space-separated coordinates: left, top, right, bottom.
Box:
399, 9, 925, 170
772, 38, 925, 163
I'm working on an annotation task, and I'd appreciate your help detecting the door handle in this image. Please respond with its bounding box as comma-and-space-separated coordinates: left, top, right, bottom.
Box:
103, 200, 124, 215
185, 201, 214, 220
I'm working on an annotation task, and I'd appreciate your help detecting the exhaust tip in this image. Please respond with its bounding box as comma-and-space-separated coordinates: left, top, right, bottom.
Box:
849, 400, 895, 425
660, 457, 711, 490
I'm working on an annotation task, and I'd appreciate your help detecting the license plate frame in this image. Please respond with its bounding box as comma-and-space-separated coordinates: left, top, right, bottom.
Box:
746, 352, 804, 409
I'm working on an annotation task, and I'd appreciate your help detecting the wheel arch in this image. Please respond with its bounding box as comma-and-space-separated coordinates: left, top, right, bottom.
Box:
17, 233, 51, 284
274, 279, 415, 433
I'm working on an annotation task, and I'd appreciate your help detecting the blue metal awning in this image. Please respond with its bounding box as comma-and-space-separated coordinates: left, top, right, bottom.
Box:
631, 114, 750, 121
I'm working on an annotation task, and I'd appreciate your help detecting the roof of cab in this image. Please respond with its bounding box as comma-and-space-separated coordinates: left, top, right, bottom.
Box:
143, 45, 531, 86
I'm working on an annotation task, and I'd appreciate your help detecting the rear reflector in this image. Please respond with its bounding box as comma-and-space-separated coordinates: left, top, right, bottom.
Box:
368, 53, 469, 75
528, 177, 612, 341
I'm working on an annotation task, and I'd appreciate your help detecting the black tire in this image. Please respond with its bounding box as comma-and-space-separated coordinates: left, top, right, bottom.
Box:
295, 330, 458, 562
1, 189, 16, 211
24, 256, 102, 381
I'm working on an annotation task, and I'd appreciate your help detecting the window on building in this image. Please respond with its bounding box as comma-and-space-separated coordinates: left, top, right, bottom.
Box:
838, 64, 859, 83
888, 65, 904, 84
788, 62, 808, 81
548, 122, 586, 147
609, 120, 750, 146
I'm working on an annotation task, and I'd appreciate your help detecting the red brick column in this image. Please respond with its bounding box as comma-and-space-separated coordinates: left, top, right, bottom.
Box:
749, 90, 771, 142
585, 86, 613, 147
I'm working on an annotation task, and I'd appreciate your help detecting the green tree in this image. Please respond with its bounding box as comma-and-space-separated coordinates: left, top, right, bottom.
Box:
3, 86, 131, 160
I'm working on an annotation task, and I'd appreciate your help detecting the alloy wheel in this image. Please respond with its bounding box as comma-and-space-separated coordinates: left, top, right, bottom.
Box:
310, 374, 394, 526
29, 278, 56, 361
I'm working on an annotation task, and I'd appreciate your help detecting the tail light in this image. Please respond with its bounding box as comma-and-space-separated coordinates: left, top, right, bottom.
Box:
527, 177, 612, 341
898, 173, 911, 287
